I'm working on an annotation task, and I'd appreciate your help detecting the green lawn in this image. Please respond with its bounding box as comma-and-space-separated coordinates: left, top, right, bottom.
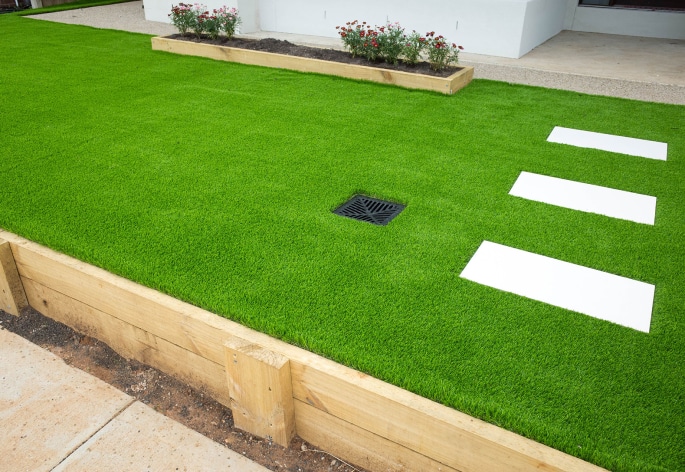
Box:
1, 14, 683, 472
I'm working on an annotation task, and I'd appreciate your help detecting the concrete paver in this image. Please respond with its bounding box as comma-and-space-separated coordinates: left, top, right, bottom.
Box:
0, 328, 269, 472
0, 328, 133, 472
54, 401, 268, 471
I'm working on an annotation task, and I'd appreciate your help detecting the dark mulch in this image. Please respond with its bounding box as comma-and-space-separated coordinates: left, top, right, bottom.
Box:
169, 35, 462, 78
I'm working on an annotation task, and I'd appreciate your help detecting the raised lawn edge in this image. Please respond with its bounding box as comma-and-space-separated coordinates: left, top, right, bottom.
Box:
0, 230, 606, 472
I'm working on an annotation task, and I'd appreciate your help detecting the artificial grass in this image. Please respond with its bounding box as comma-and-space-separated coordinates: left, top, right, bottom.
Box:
1, 15, 684, 472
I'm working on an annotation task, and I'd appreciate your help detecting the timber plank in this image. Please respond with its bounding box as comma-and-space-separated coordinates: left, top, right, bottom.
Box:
291, 362, 605, 472
21, 277, 230, 405
0, 230, 606, 472
224, 336, 296, 446
0, 239, 28, 316
295, 399, 459, 472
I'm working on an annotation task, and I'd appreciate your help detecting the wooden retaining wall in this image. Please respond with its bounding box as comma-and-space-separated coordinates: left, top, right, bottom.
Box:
0, 230, 606, 472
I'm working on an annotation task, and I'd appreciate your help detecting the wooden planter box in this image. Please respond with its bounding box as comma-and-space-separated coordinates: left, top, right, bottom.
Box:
151, 36, 474, 95
0, 230, 606, 472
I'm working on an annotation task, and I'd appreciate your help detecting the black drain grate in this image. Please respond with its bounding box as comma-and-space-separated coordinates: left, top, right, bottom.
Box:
333, 195, 405, 226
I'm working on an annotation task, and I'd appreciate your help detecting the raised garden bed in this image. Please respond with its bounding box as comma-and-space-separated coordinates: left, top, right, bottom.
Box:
151, 35, 474, 95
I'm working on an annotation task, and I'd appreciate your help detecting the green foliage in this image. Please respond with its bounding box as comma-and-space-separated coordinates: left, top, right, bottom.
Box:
168, 3, 240, 39
424, 31, 462, 71
168, 3, 195, 36
337, 20, 462, 70
403, 30, 425, 66
1, 15, 684, 472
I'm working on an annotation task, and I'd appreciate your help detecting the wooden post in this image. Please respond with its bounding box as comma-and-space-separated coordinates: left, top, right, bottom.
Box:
224, 335, 295, 447
0, 239, 28, 316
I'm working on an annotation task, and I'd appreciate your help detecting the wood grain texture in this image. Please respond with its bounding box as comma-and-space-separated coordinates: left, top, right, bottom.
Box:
0, 229, 606, 472
0, 239, 28, 316
225, 336, 295, 446
295, 399, 460, 472
151, 36, 474, 95
22, 277, 230, 405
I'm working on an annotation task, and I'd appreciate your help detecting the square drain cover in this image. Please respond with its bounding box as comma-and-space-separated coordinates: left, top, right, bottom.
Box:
333, 195, 405, 226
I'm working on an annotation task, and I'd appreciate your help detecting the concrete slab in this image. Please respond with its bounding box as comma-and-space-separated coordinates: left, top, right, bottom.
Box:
509, 171, 657, 225
0, 328, 133, 472
547, 126, 668, 160
460, 241, 654, 332
461, 30, 685, 88
54, 401, 270, 472
31, 1, 177, 37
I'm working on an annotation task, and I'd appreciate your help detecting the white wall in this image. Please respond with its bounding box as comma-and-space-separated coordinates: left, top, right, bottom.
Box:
569, 6, 685, 40
145, 0, 567, 58
257, 0, 566, 58
519, 0, 567, 57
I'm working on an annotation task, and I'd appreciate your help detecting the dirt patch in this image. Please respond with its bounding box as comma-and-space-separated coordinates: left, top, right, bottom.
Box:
0, 308, 365, 472
170, 35, 462, 78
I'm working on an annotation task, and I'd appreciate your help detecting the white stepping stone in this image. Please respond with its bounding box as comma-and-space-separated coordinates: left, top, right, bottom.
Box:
547, 126, 667, 160
460, 241, 654, 332
510, 171, 657, 225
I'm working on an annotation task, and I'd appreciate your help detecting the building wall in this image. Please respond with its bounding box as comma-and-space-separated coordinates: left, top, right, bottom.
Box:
145, 0, 567, 58
564, 0, 685, 39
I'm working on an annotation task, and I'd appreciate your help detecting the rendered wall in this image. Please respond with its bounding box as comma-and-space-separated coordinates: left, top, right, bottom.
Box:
145, 0, 567, 58
519, 0, 567, 57
257, 0, 568, 58
567, 5, 685, 40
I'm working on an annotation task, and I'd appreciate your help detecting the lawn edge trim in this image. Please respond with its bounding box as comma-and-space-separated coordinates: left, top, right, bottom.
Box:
0, 229, 607, 472
151, 36, 474, 95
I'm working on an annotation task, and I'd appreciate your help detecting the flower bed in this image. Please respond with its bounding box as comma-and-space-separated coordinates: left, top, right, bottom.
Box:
157, 6, 474, 94
152, 35, 474, 94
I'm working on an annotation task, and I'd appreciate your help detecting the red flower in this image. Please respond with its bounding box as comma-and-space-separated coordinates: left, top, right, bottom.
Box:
459, 45, 464, 50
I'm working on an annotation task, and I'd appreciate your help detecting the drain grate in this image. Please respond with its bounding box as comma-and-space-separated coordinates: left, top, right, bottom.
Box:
333, 195, 405, 226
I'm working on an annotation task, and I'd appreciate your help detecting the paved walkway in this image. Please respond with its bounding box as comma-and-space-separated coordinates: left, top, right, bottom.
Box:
30, 0, 685, 104
0, 327, 268, 472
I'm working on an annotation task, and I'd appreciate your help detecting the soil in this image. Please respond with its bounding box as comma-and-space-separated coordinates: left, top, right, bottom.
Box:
0, 308, 365, 472
170, 35, 461, 78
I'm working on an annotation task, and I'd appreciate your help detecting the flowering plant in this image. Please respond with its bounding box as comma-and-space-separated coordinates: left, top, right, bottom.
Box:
169, 3, 241, 39
375, 22, 405, 64
336, 20, 366, 58
424, 31, 463, 71
189, 3, 209, 39
203, 10, 222, 40
337, 20, 463, 71
402, 30, 425, 66
169, 3, 195, 36
215, 6, 241, 39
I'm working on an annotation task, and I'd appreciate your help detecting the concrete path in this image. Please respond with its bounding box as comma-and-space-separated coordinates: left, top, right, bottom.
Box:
0, 327, 268, 472
29, 1, 685, 105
